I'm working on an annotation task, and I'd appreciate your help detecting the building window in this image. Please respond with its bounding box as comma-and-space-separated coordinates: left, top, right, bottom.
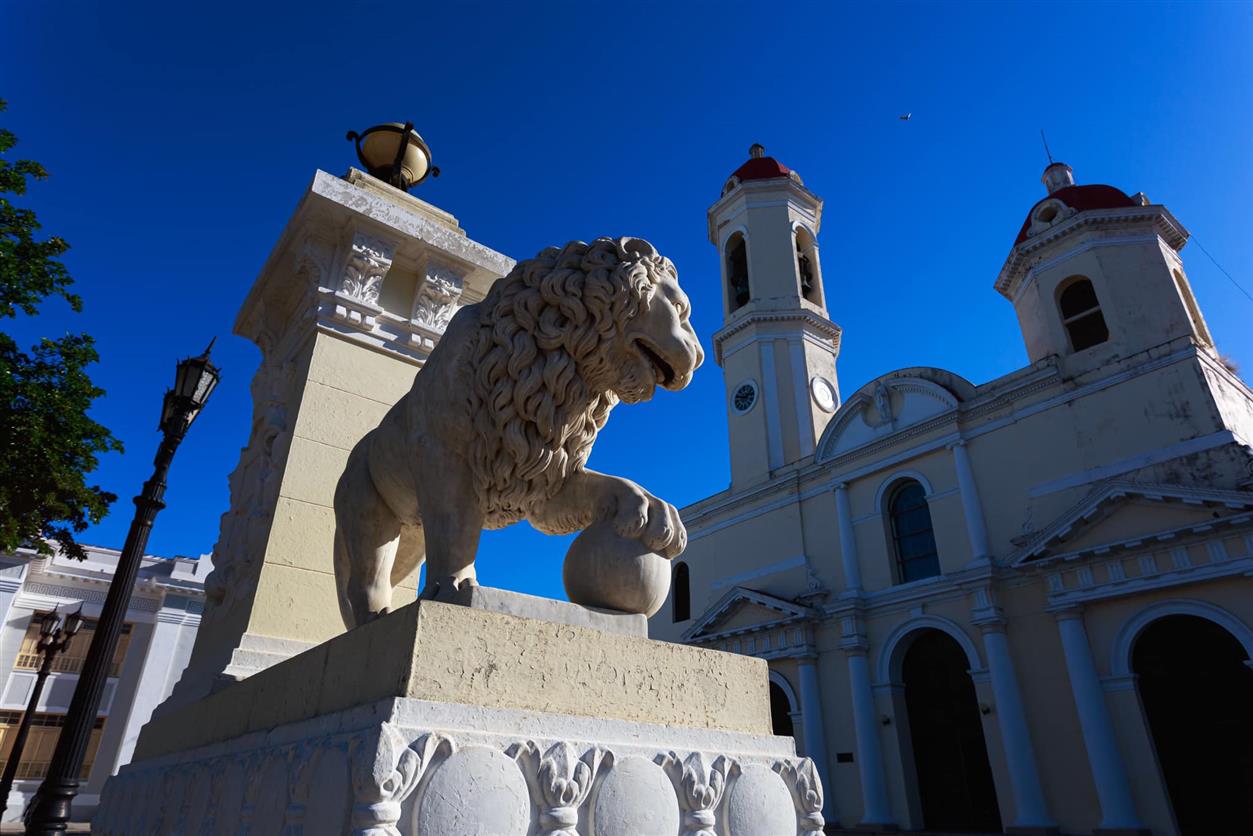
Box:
889, 481, 940, 583
15, 613, 133, 677
0, 712, 106, 780
672, 562, 691, 623
1057, 277, 1109, 352
726, 234, 750, 312
795, 227, 820, 304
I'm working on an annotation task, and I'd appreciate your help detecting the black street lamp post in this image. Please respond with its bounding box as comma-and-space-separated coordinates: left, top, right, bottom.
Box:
0, 609, 85, 819
24, 343, 219, 834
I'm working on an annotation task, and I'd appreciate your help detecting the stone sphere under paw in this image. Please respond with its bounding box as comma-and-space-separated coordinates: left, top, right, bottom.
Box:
563, 522, 672, 616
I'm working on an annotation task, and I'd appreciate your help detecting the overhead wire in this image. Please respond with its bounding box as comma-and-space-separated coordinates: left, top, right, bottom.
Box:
1189, 235, 1253, 304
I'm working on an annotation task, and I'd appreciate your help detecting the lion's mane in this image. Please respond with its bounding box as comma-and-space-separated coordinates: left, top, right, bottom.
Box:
467, 237, 674, 528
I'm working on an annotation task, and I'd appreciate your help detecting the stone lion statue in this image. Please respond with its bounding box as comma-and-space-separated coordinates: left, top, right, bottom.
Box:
333, 237, 703, 628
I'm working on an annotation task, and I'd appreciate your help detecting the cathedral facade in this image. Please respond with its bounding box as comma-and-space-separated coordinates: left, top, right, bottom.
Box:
648, 148, 1253, 835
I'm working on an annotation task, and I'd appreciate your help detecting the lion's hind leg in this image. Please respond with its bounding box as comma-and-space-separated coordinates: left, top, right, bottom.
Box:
390, 524, 426, 592
333, 446, 403, 629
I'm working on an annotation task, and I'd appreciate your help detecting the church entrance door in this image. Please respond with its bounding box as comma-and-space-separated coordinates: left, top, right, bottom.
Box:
1133, 614, 1253, 835
903, 629, 1001, 832
769, 680, 796, 738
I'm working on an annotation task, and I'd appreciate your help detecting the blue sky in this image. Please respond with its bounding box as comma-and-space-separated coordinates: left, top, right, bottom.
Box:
3, 1, 1250, 601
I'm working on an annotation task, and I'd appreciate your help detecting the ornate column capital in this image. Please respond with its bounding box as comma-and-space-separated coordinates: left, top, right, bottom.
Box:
411, 257, 466, 335
1049, 603, 1085, 622
339, 231, 397, 308
969, 583, 1005, 630
837, 613, 869, 653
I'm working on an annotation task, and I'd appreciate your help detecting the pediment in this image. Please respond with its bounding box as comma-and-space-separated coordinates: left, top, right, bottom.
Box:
816, 373, 961, 462
682, 586, 813, 643
1013, 481, 1253, 564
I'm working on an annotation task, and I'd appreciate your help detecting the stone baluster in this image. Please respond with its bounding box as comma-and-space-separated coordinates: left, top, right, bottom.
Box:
774, 757, 826, 835
658, 751, 732, 836
510, 741, 608, 836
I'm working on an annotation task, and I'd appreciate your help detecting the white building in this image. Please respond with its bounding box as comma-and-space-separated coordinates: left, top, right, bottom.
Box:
649, 149, 1253, 835
0, 545, 209, 822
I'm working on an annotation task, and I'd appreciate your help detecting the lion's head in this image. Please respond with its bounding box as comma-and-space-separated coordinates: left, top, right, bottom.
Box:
466, 237, 703, 527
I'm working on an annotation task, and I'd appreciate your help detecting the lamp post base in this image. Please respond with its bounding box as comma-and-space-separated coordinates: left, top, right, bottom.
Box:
23, 778, 78, 835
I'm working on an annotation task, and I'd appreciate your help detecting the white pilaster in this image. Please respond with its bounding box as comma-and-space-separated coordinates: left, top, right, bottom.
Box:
789, 338, 815, 458
760, 342, 784, 470
0, 565, 26, 717
796, 658, 833, 820
844, 649, 894, 827
833, 483, 863, 592
110, 607, 199, 773
950, 440, 991, 561
978, 622, 1056, 830
1054, 609, 1147, 832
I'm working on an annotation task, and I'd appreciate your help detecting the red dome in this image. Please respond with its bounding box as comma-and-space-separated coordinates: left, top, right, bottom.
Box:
1014, 184, 1136, 244
730, 155, 792, 183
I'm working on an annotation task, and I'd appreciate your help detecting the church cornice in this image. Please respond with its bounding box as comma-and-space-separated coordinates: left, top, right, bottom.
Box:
1009, 480, 1253, 565
681, 585, 819, 644
711, 309, 841, 366
995, 204, 1188, 299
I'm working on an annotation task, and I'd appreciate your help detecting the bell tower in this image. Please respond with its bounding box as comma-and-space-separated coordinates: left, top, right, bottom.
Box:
709, 145, 842, 489
997, 162, 1210, 378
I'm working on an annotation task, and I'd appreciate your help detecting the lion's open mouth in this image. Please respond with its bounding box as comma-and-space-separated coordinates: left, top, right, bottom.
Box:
634, 339, 676, 387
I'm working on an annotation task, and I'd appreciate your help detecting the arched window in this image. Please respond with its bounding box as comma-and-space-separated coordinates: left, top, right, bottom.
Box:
1057, 277, 1109, 352
725, 234, 750, 312
672, 562, 690, 623
794, 227, 820, 304
889, 481, 940, 583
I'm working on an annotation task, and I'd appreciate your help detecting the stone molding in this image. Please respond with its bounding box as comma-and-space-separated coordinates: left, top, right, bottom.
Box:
95, 696, 820, 836
17, 581, 161, 612
711, 309, 841, 367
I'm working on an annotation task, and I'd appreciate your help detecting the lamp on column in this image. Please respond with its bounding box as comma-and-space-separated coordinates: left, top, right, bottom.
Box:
25, 341, 219, 834
346, 122, 440, 191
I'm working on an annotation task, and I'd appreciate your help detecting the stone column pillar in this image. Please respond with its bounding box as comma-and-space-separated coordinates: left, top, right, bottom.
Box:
833, 483, 862, 592
978, 621, 1056, 832
843, 647, 895, 827
796, 658, 833, 820
1054, 609, 1149, 834
949, 440, 991, 561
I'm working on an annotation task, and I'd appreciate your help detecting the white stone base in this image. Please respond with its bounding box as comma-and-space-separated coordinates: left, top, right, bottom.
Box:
220, 631, 318, 682
95, 695, 824, 835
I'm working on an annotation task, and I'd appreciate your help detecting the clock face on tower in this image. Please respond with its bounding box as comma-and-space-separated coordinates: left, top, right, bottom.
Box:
731, 380, 759, 415
810, 376, 837, 413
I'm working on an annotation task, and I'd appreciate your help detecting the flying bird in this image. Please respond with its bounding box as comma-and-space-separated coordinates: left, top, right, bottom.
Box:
899, 113, 912, 121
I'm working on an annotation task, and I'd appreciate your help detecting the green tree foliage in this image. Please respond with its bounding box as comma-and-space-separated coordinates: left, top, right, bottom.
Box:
0, 99, 122, 560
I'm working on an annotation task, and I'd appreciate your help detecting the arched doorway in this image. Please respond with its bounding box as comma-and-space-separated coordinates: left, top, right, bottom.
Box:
1133, 615, 1253, 834
902, 630, 1001, 832
769, 680, 795, 738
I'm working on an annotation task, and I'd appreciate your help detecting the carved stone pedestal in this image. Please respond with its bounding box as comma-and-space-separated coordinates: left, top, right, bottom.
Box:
97, 591, 824, 835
